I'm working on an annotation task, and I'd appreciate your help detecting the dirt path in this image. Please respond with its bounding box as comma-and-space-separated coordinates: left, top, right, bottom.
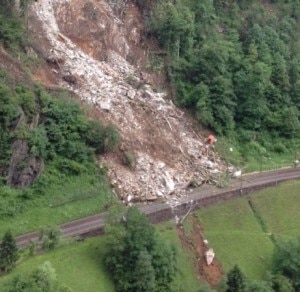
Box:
177, 215, 223, 287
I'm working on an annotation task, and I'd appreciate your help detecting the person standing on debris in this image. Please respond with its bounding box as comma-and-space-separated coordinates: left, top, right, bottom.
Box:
204, 134, 217, 157
206, 134, 216, 145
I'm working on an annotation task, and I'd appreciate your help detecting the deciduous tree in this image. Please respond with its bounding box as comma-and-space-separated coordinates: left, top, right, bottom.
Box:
105, 207, 177, 292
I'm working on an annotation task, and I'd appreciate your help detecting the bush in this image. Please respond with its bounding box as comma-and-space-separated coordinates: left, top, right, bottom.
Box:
123, 151, 136, 169
102, 123, 121, 153
54, 158, 87, 175
0, 14, 24, 49
2, 261, 72, 292
272, 142, 287, 154
39, 226, 61, 251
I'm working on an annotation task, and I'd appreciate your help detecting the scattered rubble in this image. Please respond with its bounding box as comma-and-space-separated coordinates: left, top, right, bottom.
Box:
30, 0, 229, 203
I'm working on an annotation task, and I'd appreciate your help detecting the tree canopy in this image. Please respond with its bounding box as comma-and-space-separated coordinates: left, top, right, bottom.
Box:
104, 207, 177, 292
0, 231, 19, 273
272, 238, 300, 291
149, 0, 300, 152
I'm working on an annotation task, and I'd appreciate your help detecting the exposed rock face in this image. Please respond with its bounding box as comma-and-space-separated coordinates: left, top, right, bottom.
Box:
7, 139, 44, 188
29, 0, 226, 202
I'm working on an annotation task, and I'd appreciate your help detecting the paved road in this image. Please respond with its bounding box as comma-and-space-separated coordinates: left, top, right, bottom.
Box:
16, 167, 300, 248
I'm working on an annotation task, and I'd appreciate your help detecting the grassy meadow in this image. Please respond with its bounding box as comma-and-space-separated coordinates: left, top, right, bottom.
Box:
0, 172, 115, 237
0, 237, 115, 292
194, 180, 300, 279
0, 223, 201, 292
0, 180, 299, 290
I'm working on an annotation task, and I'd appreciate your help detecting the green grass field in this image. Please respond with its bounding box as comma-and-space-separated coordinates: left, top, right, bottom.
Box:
0, 237, 115, 292
193, 180, 300, 280
158, 222, 200, 292
195, 198, 274, 280
0, 181, 299, 290
0, 223, 201, 292
0, 173, 116, 237
251, 180, 300, 241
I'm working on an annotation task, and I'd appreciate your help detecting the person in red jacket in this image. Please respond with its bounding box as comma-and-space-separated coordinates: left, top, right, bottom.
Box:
206, 134, 216, 145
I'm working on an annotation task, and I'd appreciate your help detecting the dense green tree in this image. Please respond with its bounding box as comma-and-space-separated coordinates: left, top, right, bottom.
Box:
268, 273, 294, 292
246, 280, 273, 292
132, 250, 156, 292
150, 0, 300, 154
226, 265, 246, 292
272, 238, 300, 290
0, 231, 19, 272
0, 0, 15, 16
31, 261, 58, 291
150, 1, 195, 58
105, 207, 177, 292
2, 261, 71, 291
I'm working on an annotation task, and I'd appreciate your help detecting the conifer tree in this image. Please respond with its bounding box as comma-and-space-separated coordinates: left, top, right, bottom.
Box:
226, 265, 246, 292
0, 231, 19, 272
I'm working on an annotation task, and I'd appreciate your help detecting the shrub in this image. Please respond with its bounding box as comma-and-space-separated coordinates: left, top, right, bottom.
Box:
54, 158, 86, 175
123, 150, 136, 169
103, 123, 121, 153
39, 226, 61, 251
272, 142, 287, 154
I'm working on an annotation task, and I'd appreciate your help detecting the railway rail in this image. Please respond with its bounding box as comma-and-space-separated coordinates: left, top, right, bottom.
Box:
16, 167, 300, 248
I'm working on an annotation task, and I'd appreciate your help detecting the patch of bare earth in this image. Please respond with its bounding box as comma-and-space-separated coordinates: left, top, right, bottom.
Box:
177, 215, 223, 288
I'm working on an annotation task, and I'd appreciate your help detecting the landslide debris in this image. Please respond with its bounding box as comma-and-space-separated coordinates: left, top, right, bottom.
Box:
29, 0, 227, 203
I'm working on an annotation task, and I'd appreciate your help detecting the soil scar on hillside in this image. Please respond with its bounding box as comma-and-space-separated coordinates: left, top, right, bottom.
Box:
177, 215, 223, 287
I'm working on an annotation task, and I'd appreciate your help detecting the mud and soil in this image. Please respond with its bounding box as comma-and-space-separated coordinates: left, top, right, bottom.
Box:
177, 215, 223, 287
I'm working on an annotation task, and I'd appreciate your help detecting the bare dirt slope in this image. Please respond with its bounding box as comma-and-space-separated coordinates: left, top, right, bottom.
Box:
177, 215, 223, 287
29, 0, 226, 204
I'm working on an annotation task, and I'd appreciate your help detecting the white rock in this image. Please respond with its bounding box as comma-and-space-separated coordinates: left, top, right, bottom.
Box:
143, 90, 153, 99
232, 170, 242, 178
156, 190, 164, 197
205, 249, 215, 265
127, 89, 136, 100
204, 160, 215, 169
99, 100, 111, 112
157, 161, 166, 169
162, 172, 175, 192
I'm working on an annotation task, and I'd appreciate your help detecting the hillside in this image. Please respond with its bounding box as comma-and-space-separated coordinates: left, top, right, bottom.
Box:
1, 0, 299, 206
25, 0, 227, 204
0, 0, 300, 290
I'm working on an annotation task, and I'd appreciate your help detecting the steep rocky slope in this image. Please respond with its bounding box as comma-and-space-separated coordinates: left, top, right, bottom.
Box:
28, 0, 226, 205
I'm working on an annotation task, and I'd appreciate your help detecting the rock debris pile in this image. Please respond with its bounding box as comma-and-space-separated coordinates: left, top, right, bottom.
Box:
31, 0, 226, 203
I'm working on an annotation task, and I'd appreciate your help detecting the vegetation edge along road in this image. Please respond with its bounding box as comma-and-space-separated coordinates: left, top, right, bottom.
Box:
15, 167, 300, 248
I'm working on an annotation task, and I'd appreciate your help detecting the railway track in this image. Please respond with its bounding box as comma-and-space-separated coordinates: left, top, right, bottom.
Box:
16, 167, 300, 248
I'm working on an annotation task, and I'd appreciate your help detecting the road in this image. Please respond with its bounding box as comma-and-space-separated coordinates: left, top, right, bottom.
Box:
16, 167, 300, 248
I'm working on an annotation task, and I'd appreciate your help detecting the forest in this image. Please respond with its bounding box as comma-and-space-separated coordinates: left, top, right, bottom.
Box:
144, 0, 300, 157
